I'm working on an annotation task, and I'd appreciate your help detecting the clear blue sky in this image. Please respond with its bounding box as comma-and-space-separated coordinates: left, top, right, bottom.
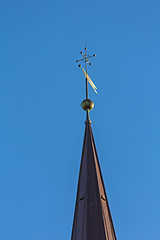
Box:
0, 0, 160, 239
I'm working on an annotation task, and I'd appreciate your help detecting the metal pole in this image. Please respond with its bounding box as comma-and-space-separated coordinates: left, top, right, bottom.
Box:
85, 44, 88, 99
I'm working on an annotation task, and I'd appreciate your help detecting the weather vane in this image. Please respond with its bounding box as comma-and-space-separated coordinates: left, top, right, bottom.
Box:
76, 44, 97, 99
76, 45, 97, 121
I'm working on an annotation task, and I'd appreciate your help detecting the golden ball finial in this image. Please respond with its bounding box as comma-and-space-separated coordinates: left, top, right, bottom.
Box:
81, 99, 94, 111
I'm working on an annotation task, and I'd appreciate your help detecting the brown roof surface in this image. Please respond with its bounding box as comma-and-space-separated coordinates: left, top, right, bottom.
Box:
71, 120, 117, 240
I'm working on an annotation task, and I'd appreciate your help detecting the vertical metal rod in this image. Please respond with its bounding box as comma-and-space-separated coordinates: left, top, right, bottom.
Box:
85, 43, 88, 99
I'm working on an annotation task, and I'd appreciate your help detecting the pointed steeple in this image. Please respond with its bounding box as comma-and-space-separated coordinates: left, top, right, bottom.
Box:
71, 47, 117, 239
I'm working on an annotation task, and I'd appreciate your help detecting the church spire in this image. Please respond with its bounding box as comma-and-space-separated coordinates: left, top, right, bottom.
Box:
71, 46, 117, 240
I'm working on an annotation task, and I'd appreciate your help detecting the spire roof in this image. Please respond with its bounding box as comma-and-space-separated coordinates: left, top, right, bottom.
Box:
71, 120, 117, 240
71, 46, 117, 239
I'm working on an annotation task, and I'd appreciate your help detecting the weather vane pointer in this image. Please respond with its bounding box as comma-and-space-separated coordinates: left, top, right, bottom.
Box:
76, 45, 97, 122
76, 44, 97, 98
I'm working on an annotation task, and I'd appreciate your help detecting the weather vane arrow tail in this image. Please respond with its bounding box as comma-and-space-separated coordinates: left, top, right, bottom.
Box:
79, 66, 97, 94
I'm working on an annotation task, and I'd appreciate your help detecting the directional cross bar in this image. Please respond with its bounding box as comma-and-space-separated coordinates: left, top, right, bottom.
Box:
76, 54, 96, 65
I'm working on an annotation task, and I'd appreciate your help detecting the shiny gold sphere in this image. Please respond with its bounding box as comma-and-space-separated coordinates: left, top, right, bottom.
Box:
81, 99, 94, 111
